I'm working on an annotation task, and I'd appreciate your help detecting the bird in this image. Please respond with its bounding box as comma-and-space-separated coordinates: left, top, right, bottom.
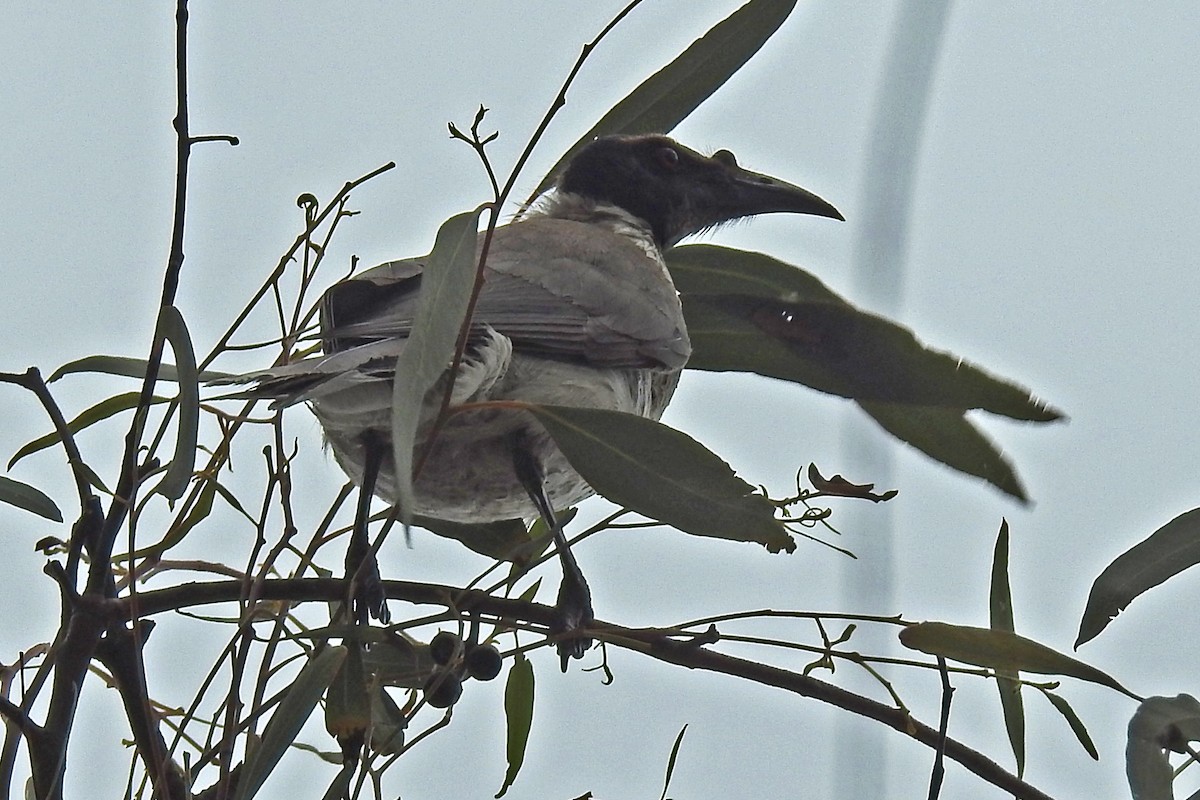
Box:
216, 134, 842, 669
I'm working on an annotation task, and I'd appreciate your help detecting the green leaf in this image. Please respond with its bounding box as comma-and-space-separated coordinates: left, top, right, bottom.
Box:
988, 520, 1024, 778
390, 207, 484, 525
899, 622, 1139, 700
669, 245, 1062, 421
414, 515, 533, 563
8, 392, 169, 469
157, 306, 199, 502
76, 460, 112, 495
495, 652, 535, 798
361, 636, 435, 689
1076, 507, 1200, 648
234, 645, 348, 800
1042, 690, 1098, 760
859, 402, 1028, 502
48, 354, 233, 383
413, 509, 570, 565
1126, 695, 1200, 800
523, 404, 793, 553
666, 245, 1056, 500
367, 686, 408, 755
212, 479, 257, 524
0, 476, 62, 522
660, 724, 688, 800
529, 0, 797, 199
121, 477, 217, 560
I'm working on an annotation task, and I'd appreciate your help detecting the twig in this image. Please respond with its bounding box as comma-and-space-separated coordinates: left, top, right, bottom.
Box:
120, 577, 1054, 799
0, 369, 94, 516
928, 656, 954, 800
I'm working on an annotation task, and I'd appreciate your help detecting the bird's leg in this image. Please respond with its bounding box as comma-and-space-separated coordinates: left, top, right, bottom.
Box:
346, 430, 390, 625
511, 435, 593, 672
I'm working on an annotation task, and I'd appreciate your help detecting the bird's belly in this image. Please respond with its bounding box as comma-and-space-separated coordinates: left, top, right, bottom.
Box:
310, 355, 679, 523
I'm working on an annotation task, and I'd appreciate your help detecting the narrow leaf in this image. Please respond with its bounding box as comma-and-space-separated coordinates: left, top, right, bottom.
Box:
414, 515, 534, 563
157, 306, 199, 502
234, 645, 348, 800
120, 477, 217, 560
1126, 695, 1200, 800
523, 404, 793, 553
899, 622, 1139, 700
367, 686, 408, 755
660, 724, 688, 800
530, 0, 797, 199
212, 479, 257, 524
989, 522, 1016, 633
0, 476, 62, 523
669, 245, 1062, 422
391, 207, 483, 524
860, 402, 1028, 502
495, 652, 535, 798
1076, 507, 1200, 648
8, 392, 169, 468
48, 354, 232, 383
989, 520, 1025, 777
361, 636, 435, 690
1042, 690, 1098, 760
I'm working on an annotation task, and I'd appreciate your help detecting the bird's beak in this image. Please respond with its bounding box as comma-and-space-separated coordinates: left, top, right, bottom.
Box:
725, 163, 845, 222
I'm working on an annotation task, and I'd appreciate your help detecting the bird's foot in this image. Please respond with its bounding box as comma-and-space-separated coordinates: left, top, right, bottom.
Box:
551, 568, 594, 672
347, 547, 391, 625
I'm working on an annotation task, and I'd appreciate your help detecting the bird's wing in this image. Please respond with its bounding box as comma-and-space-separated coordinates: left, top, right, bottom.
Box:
322, 216, 691, 371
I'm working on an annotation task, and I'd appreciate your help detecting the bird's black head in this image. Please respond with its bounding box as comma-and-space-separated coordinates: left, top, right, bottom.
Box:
555, 134, 843, 249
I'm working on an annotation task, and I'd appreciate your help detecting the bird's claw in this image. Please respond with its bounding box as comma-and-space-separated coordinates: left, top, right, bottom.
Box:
552, 569, 594, 672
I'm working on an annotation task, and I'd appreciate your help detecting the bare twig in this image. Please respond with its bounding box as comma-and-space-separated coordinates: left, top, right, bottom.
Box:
928, 656, 954, 800
119, 576, 1055, 800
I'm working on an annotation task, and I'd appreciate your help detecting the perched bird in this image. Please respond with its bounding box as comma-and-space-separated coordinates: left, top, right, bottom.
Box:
219, 134, 842, 667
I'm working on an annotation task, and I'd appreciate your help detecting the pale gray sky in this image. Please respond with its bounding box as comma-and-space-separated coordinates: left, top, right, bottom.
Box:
2, 3, 1200, 798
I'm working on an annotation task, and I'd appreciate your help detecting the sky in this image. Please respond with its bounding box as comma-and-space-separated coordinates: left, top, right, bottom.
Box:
2, 2, 1200, 799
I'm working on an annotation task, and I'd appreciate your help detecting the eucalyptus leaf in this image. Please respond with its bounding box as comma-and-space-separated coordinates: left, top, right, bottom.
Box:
899, 622, 1138, 700
120, 477, 217, 560
414, 515, 533, 563
1076, 507, 1200, 648
859, 402, 1027, 502
157, 306, 199, 502
989, 520, 1025, 778
1126, 695, 1200, 800
48, 354, 233, 384
0, 476, 62, 523
670, 244, 1062, 421
390, 207, 484, 525
523, 403, 793, 553
234, 646, 348, 800
1042, 690, 1098, 760
8, 392, 170, 469
529, 0, 797, 200
496, 653, 535, 798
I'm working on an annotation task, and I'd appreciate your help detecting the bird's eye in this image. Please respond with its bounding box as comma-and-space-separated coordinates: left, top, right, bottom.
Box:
656, 146, 680, 170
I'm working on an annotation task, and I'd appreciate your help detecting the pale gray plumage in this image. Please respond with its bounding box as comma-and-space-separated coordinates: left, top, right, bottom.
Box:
222, 197, 688, 520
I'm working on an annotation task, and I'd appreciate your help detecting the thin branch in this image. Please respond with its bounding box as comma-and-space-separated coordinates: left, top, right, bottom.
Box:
0, 369, 94, 516
928, 656, 954, 800
120, 577, 1054, 799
